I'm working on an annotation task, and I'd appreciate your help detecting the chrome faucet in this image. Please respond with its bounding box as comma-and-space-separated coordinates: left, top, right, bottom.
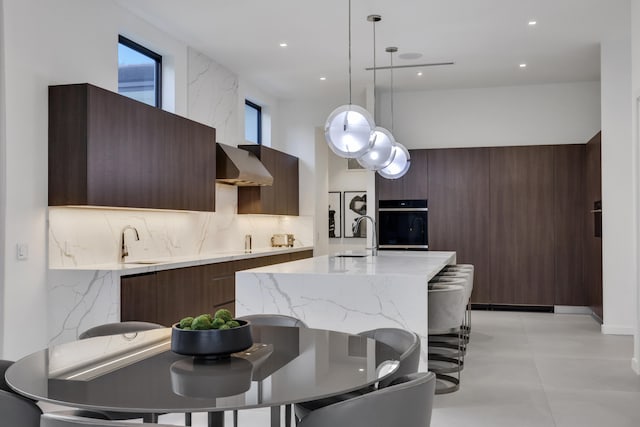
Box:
355, 215, 378, 256
120, 225, 140, 262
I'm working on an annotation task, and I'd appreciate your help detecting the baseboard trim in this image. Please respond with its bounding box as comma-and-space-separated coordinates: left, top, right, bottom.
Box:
591, 311, 603, 324
632, 358, 640, 375
554, 305, 593, 315
470, 304, 553, 313
601, 324, 635, 335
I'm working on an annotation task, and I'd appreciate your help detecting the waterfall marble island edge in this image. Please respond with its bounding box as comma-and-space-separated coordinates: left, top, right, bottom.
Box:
236, 251, 457, 370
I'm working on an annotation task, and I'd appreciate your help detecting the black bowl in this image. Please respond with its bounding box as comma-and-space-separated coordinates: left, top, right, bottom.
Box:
171, 320, 253, 359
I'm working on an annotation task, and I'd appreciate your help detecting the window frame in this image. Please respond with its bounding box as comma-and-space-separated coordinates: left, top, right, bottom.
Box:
245, 99, 262, 145
118, 35, 162, 108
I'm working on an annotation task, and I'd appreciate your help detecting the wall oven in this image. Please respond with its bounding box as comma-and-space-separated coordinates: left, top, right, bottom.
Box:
378, 200, 429, 250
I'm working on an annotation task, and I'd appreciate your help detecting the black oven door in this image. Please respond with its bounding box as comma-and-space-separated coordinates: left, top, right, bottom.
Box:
378, 200, 428, 250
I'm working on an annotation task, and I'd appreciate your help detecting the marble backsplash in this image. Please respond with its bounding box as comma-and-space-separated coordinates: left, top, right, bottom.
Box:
49, 184, 313, 267
187, 47, 239, 145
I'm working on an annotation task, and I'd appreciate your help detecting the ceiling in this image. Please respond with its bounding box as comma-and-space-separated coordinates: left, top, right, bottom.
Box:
117, 0, 628, 101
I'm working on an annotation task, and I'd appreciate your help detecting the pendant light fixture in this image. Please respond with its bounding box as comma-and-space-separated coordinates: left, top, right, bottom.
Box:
324, 0, 375, 159
378, 46, 411, 180
357, 14, 396, 171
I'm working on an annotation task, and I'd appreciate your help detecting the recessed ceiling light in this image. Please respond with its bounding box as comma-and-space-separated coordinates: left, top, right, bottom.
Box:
528, 20, 537, 26
417, 72, 423, 76
320, 77, 327, 81
519, 63, 527, 68
279, 42, 288, 47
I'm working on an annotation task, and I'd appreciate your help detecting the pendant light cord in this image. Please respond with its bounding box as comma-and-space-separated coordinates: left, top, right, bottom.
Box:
348, 0, 352, 105
373, 18, 377, 122
390, 50, 394, 132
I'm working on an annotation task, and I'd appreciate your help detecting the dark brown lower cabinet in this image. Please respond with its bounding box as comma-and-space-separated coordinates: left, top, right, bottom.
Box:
121, 250, 313, 325
120, 272, 157, 323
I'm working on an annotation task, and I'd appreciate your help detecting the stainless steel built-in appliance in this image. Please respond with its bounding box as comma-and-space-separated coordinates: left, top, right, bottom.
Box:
378, 200, 428, 250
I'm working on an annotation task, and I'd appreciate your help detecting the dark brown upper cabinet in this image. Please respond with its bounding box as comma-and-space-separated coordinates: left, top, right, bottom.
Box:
49, 83, 216, 211
237, 145, 299, 215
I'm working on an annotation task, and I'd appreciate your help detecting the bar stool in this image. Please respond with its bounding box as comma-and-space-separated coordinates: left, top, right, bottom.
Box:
428, 283, 467, 394
433, 266, 474, 340
427, 278, 469, 358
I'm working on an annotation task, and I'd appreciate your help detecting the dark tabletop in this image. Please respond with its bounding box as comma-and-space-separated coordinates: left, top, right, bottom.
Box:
6, 325, 400, 414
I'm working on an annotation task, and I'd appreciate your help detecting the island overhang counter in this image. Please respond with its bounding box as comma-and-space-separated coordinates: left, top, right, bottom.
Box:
236, 250, 457, 369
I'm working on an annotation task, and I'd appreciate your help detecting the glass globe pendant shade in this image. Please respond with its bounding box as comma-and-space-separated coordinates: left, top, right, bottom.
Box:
378, 143, 411, 179
324, 104, 375, 158
357, 126, 396, 170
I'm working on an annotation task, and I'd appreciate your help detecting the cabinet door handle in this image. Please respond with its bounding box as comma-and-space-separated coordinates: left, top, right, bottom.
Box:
590, 209, 602, 213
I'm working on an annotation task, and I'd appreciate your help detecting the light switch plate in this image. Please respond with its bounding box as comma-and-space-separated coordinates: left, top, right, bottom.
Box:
17, 243, 28, 260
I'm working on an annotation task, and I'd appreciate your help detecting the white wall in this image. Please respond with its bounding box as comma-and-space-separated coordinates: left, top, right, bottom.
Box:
378, 82, 601, 149
0, 0, 187, 359
632, 0, 640, 373
601, 36, 636, 336
0, 0, 6, 357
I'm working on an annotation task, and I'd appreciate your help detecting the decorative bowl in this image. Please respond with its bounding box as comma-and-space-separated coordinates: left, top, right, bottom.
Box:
170, 320, 253, 359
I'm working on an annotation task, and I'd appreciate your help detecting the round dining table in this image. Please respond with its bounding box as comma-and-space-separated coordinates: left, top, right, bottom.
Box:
6, 324, 401, 427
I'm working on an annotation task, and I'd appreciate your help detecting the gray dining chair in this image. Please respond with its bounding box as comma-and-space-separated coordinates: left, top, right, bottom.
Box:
295, 327, 421, 421
1, 358, 16, 393
237, 313, 308, 328
236, 314, 308, 427
358, 328, 420, 388
41, 413, 176, 427
0, 389, 42, 427
296, 372, 436, 427
78, 321, 174, 424
3, 359, 112, 421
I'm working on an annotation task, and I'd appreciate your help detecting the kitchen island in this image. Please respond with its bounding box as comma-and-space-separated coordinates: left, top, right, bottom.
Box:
236, 250, 456, 369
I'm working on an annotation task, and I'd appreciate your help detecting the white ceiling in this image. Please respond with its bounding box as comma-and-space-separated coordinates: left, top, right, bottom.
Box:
117, 0, 628, 101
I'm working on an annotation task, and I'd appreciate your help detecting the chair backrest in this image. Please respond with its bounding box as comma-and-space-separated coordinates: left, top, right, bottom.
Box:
1, 359, 14, 392
0, 389, 41, 427
41, 413, 176, 427
430, 274, 472, 301
437, 267, 474, 293
358, 328, 420, 388
237, 314, 308, 328
297, 372, 436, 427
428, 284, 467, 334
78, 321, 165, 340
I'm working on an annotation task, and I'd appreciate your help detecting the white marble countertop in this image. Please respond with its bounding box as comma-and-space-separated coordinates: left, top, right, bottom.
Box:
49, 246, 314, 274
239, 250, 456, 280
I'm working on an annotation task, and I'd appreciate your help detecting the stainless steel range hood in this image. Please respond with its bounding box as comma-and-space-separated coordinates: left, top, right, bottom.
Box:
216, 143, 274, 186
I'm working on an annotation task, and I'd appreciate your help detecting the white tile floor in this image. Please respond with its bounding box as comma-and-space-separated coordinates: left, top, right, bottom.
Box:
41, 311, 640, 426
432, 311, 640, 427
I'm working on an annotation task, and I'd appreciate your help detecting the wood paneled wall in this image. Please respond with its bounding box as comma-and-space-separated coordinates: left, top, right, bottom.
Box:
378, 142, 598, 307
426, 148, 491, 303
488, 146, 555, 305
